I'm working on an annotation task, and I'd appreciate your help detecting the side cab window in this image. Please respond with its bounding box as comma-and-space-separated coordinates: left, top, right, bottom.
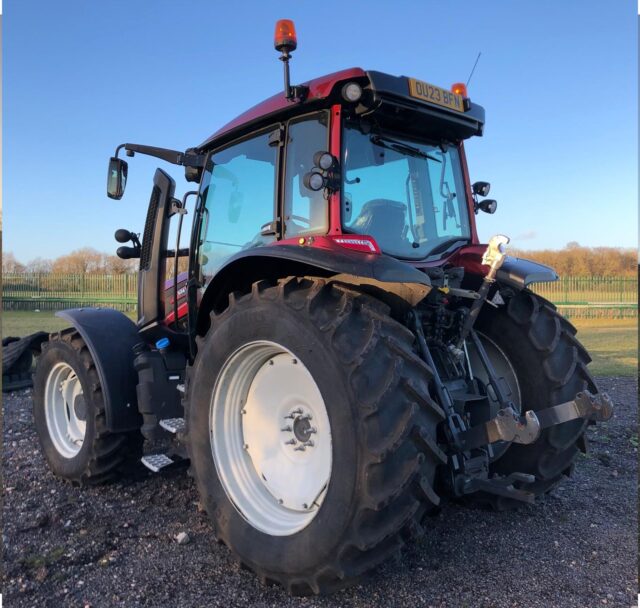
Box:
197, 129, 278, 282
284, 113, 329, 238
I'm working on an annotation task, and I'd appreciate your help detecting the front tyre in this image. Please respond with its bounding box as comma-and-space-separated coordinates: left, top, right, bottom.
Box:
33, 329, 141, 485
186, 278, 445, 595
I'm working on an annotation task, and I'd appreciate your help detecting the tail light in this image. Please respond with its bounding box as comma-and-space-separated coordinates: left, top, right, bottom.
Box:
330, 235, 381, 254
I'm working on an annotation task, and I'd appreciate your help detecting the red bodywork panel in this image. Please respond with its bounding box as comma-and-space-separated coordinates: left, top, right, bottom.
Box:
200, 68, 366, 149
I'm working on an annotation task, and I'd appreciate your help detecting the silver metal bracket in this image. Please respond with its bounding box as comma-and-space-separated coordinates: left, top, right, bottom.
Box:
458, 407, 541, 451
536, 391, 613, 429
457, 391, 613, 452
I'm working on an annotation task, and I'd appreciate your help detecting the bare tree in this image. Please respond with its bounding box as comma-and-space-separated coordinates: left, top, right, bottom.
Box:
27, 257, 53, 273
104, 255, 137, 274
52, 248, 106, 274
2, 251, 26, 274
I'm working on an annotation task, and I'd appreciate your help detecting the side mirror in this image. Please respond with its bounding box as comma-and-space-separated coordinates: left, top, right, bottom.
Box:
472, 181, 491, 197
107, 157, 128, 200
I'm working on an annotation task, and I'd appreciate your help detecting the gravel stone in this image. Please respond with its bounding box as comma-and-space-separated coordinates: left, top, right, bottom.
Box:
175, 532, 190, 546
2, 377, 637, 607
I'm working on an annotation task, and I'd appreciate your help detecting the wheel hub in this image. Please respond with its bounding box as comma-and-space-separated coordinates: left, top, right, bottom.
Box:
282, 408, 317, 448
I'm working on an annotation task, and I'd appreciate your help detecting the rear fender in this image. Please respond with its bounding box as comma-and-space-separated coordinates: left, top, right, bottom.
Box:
55, 308, 141, 433
196, 244, 432, 335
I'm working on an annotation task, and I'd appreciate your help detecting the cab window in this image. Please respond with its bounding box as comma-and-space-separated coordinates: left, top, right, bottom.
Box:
198, 129, 278, 281
284, 113, 329, 238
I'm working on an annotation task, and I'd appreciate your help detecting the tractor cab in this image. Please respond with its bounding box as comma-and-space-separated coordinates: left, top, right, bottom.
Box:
106, 21, 495, 345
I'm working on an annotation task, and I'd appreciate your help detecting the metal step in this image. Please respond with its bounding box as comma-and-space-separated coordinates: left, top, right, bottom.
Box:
159, 418, 186, 434
141, 453, 174, 473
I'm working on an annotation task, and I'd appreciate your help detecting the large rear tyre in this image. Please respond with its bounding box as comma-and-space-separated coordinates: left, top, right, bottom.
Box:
33, 329, 141, 485
472, 289, 597, 509
186, 278, 445, 594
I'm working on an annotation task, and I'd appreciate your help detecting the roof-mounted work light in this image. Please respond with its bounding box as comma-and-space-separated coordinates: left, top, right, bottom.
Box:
274, 19, 307, 102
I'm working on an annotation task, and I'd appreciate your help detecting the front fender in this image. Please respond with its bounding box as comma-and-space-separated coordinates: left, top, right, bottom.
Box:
55, 308, 141, 433
450, 246, 558, 289
497, 256, 559, 289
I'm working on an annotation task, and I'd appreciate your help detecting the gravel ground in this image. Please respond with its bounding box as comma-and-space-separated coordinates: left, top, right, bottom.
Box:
2, 377, 637, 608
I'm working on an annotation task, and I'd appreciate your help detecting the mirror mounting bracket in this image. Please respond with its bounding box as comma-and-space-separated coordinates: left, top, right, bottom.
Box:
114, 143, 206, 168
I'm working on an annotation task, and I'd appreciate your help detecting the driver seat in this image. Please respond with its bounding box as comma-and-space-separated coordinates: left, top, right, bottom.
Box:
350, 199, 407, 252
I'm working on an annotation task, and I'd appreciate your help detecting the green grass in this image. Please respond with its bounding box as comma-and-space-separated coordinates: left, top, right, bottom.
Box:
572, 318, 637, 377
3, 311, 636, 377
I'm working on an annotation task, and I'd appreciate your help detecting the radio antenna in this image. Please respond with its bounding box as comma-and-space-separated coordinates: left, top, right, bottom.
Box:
466, 52, 482, 87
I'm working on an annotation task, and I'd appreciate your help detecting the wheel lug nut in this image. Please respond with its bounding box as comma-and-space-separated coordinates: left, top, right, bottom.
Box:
305, 440, 315, 448
284, 438, 296, 445
294, 445, 306, 452
281, 425, 292, 432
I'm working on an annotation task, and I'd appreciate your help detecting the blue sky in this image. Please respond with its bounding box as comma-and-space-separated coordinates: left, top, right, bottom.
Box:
4, 0, 638, 263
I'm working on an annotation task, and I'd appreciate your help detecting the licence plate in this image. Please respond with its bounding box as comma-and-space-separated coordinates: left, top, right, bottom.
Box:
407, 78, 464, 112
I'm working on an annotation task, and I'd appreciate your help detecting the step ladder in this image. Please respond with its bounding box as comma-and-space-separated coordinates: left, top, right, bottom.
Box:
141, 417, 185, 472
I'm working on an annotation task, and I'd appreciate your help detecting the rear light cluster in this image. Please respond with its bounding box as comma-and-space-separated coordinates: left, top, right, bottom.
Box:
331, 236, 380, 254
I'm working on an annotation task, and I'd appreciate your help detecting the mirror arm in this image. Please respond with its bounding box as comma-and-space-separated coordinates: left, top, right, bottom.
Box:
114, 143, 206, 168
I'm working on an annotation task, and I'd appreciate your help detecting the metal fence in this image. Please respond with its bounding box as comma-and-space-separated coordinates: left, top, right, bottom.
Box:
2, 273, 637, 319
2, 273, 138, 312
532, 276, 637, 319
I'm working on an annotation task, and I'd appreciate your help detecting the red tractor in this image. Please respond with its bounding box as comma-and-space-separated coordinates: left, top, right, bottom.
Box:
33, 20, 612, 595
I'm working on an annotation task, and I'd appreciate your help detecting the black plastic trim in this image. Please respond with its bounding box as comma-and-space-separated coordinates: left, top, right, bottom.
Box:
138, 169, 176, 329
366, 70, 485, 140
497, 256, 559, 289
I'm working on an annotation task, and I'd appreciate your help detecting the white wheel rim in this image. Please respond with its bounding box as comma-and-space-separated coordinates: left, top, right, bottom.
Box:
44, 362, 86, 458
210, 341, 332, 536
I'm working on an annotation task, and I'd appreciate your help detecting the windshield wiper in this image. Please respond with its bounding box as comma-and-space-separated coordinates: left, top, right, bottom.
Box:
429, 237, 469, 256
370, 135, 441, 162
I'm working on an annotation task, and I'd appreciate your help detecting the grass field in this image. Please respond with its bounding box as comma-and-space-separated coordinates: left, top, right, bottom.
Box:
2, 311, 636, 377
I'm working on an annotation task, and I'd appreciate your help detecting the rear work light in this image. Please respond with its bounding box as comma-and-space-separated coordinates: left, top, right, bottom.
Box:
341, 82, 363, 103
331, 235, 381, 254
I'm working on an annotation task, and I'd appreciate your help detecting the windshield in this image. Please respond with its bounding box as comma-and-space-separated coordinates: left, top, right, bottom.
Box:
342, 123, 471, 259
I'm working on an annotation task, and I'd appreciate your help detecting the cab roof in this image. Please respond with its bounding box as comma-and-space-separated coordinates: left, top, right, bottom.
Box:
199, 68, 366, 150
198, 67, 485, 152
